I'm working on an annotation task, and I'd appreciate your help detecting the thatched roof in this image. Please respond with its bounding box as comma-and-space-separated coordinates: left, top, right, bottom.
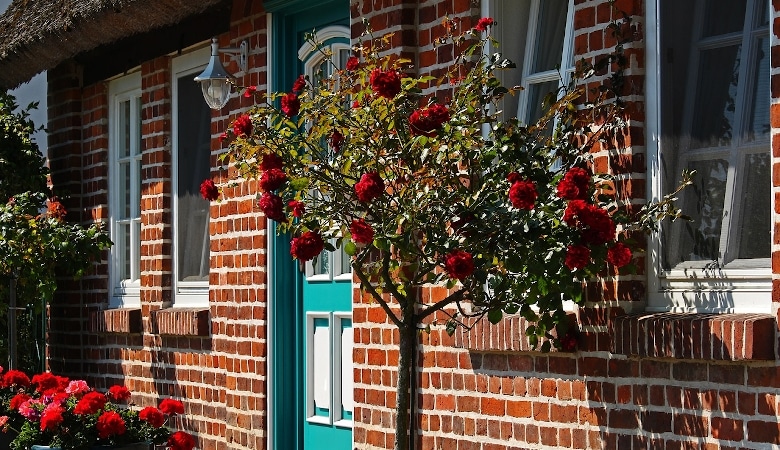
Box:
0, 0, 228, 89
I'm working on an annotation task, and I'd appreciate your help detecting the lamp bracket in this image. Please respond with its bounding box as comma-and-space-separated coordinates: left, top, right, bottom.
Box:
218, 40, 249, 73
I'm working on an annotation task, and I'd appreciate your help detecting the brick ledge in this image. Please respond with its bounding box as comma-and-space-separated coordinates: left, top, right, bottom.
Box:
150, 308, 210, 337
454, 313, 577, 352
610, 313, 776, 361
88, 308, 143, 334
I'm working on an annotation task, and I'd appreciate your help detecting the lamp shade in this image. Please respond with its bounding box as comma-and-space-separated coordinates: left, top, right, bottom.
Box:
194, 38, 235, 110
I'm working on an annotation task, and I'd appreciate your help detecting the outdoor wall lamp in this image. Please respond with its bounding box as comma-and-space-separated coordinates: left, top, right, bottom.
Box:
194, 38, 249, 110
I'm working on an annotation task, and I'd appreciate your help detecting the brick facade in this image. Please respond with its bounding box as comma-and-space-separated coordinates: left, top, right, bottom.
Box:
38, 0, 780, 449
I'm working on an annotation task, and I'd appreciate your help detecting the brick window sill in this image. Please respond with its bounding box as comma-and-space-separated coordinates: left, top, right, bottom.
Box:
610, 313, 776, 361
150, 307, 210, 337
454, 313, 577, 352
88, 308, 143, 334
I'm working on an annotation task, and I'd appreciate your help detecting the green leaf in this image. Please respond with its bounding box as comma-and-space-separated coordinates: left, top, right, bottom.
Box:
344, 240, 358, 256
487, 308, 503, 324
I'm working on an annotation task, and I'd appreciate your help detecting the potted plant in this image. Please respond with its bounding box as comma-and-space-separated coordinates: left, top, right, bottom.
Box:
0, 368, 195, 450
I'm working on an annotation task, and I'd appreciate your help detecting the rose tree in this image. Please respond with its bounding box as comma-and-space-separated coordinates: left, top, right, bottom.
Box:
216, 19, 687, 450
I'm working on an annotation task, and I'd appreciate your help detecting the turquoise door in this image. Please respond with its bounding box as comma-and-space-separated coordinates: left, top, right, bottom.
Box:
268, 2, 351, 450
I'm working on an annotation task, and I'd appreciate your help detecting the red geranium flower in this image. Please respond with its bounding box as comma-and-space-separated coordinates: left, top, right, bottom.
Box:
233, 114, 253, 137
474, 17, 495, 32
444, 249, 475, 280
354, 172, 384, 203
168, 431, 196, 450
408, 104, 450, 137
290, 231, 325, 261
564, 245, 591, 270
9, 393, 30, 410
47, 197, 67, 220
260, 153, 284, 171
139, 407, 166, 428
346, 56, 359, 71
2, 369, 30, 388
107, 385, 131, 402
607, 242, 633, 268
96, 411, 126, 439
369, 68, 402, 99
200, 179, 219, 201
509, 179, 537, 210
74, 391, 107, 415
288, 200, 305, 218
258, 192, 286, 222
556, 167, 591, 200
281, 92, 301, 117
350, 219, 374, 245
259, 168, 288, 192
40, 404, 65, 431
159, 398, 185, 416
32, 372, 68, 396
292, 74, 306, 93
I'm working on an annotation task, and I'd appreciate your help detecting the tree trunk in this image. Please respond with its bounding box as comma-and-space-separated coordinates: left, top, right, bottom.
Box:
394, 317, 417, 450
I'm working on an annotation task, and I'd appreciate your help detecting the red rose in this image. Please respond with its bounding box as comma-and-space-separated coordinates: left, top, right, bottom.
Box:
243, 85, 257, 98
168, 431, 196, 450
97, 411, 126, 439
346, 56, 359, 71
159, 398, 185, 415
607, 242, 633, 268
507, 172, 522, 184
330, 131, 345, 152
288, 200, 305, 218
565, 245, 591, 270
40, 404, 64, 431
350, 219, 374, 245
292, 75, 306, 93
107, 385, 131, 402
370, 68, 402, 99
408, 104, 450, 137
259, 168, 288, 192
290, 231, 325, 261
560, 331, 578, 352
444, 249, 474, 280
556, 167, 591, 200
260, 153, 283, 171
233, 114, 252, 137
281, 92, 300, 117
2, 370, 30, 388
218, 132, 229, 143
139, 407, 165, 428
200, 179, 219, 201
509, 179, 537, 210
354, 172, 384, 203
9, 393, 30, 410
562, 199, 587, 226
74, 391, 107, 415
258, 192, 286, 222
474, 17, 495, 32
579, 206, 616, 245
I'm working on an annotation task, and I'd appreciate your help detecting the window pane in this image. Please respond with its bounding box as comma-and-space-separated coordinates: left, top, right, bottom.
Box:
526, 80, 559, 125
737, 153, 770, 259
690, 45, 741, 149
177, 74, 211, 283
676, 159, 728, 263
531, 0, 568, 73
120, 223, 131, 281
746, 37, 770, 142
119, 162, 130, 220
311, 250, 330, 277
702, 0, 746, 37
119, 100, 131, 158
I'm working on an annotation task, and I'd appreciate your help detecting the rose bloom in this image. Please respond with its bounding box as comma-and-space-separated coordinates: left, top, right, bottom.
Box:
74, 391, 107, 415
97, 411, 127, 439
556, 167, 591, 200
65, 380, 90, 396
474, 17, 495, 32
292, 74, 306, 92
346, 56, 359, 71
243, 85, 257, 98
232, 114, 252, 137
139, 406, 166, 428
168, 431, 196, 450
281, 92, 301, 117
444, 249, 475, 280
107, 385, 132, 402
2, 369, 30, 388
200, 179, 219, 201
408, 103, 450, 137
370, 68, 402, 99
330, 130, 345, 152
40, 404, 65, 431
288, 200, 305, 218
290, 231, 325, 261
354, 172, 384, 203
159, 398, 185, 415
260, 153, 284, 171
607, 242, 633, 268
509, 179, 537, 210
564, 245, 591, 270
258, 192, 286, 222
579, 206, 616, 245
560, 332, 578, 352
259, 168, 288, 192
350, 219, 374, 245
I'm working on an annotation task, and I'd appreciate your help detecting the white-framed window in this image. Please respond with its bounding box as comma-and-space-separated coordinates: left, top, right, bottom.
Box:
172, 46, 213, 307
482, 0, 575, 123
648, 0, 771, 313
108, 72, 142, 308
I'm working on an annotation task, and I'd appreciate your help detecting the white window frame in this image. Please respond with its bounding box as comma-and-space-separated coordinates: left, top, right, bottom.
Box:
108, 72, 142, 308
171, 45, 212, 307
646, 0, 771, 314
